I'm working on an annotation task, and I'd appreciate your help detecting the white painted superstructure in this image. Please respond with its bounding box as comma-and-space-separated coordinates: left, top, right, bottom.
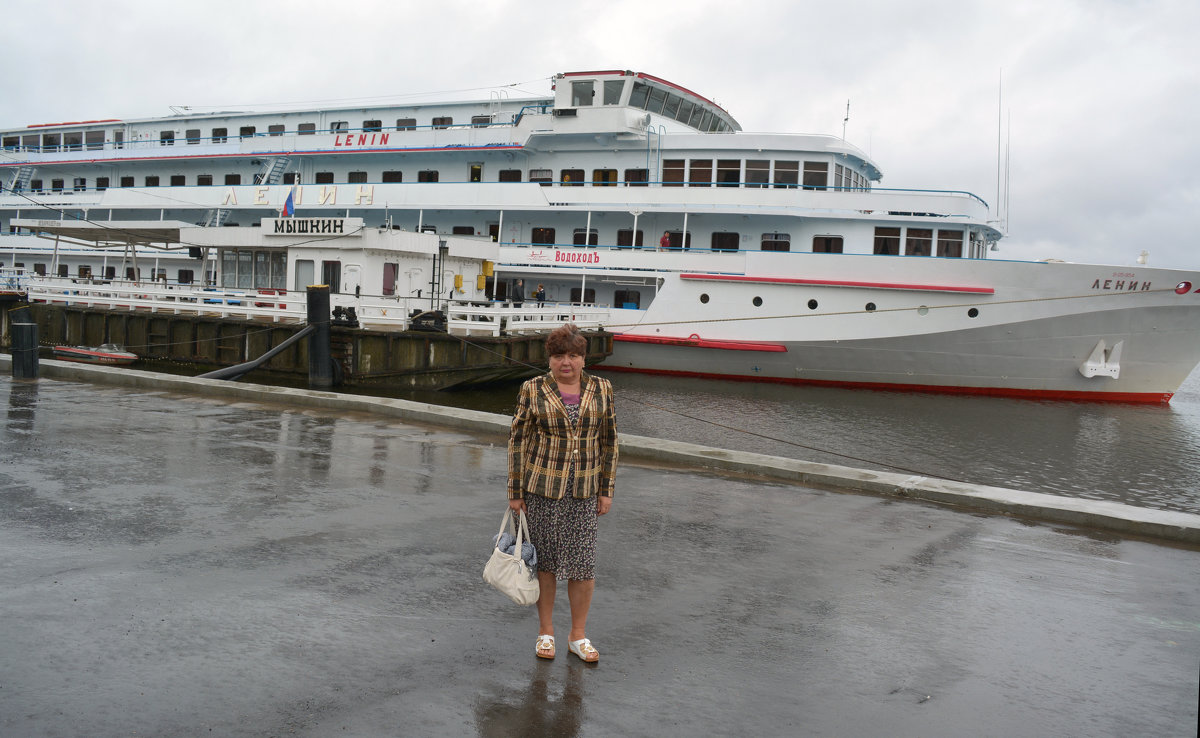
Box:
2, 69, 1198, 401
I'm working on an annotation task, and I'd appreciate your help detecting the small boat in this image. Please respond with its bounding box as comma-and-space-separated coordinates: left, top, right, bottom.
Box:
52, 344, 138, 366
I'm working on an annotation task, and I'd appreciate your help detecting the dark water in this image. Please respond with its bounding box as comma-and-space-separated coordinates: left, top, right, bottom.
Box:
383, 369, 1200, 515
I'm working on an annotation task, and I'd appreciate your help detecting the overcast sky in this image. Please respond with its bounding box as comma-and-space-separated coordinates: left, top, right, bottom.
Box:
6, 0, 1198, 269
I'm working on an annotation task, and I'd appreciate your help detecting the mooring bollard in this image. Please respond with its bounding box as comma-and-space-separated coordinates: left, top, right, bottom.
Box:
11, 320, 39, 379
307, 285, 332, 389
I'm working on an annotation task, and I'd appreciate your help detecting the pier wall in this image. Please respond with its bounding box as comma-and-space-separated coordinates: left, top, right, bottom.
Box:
6, 304, 610, 390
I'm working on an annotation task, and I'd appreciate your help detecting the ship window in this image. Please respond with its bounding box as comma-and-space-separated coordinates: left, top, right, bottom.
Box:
184, 128, 201, 144
663, 94, 681, 119
225, 174, 241, 185
268, 124, 284, 136
29, 179, 43, 192
774, 160, 799, 189
569, 287, 596, 303
711, 232, 739, 252
363, 119, 382, 131
22, 134, 39, 150
616, 229, 644, 248
382, 171, 403, 183
42, 133, 60, 152
573, 228, 598, 246
937, 229, 964, 258
321, 260, 341, 291
160, 131, 175, 146
560, 169, 584, 186
664, 231, 691, 249
696, 109, 713, 132
282, 173, 297, 184
348, 171, 368, 184
905, 228, 933, 256
2, 136, 17, 149
746, 160, 770, 189
873, 227, 901, 255
419, 224, 437, 234
96, 177, 109, 190
197, 174, 213, 186
716, 160, 740, 187
178, 269, 194, 284
689, 159, 712, 187
530, 169, 553, 185
624, 168, 648, 186
471, 115, 492, 127
119, 176, 133, 188
647, 87, 667, 114
593, 169, 618, 186
663, 159, 685, 187
675, 99, 694, 124
571, 80, 595, 106
78, 265, 92, 279
57, 264, 68, 277
762, 233, 790, 252
498, 169, 522, 182
298, 123, 316, 135
603, 80, 624, 105
803, 161, 828, 190
51, 179, 64, 192
396, 118, 416, 130
614, 290, 641, 308
432, 116, 453, 129
629, 82, 649, 109
144, 176, 159, 187
74, 178, 87, 191
239, 126, 256, 139
315, 172, 334, 184
212, 127, 227, 142
170, 175, 185, 187
34, 264, 46, 276
813, 236, 843, 253
331, 121, 348, 131
418, 170, 439, 182
834, 164, 847, 191
452, 226, 474, 235
86, 131, 105, 150
532, 228, 556, 245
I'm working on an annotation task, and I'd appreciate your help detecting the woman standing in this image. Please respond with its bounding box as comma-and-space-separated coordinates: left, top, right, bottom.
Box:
508, 324, 618, 662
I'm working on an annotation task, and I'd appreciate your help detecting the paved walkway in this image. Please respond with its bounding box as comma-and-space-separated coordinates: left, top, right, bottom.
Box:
0, 372, 1197, 737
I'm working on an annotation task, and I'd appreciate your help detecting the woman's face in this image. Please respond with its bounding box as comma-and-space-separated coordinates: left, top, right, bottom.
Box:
549, 352, 584, 384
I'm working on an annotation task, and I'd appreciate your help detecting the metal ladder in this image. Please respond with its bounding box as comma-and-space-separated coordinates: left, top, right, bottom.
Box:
8, 166, 34, 192
258, 156, 291, 185
203, 209, 231, 227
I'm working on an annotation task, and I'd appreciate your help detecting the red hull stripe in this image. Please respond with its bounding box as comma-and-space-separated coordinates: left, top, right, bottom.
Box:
594, 365, 1173, 404
680, 273, 995, 295
614, 333, 787, 352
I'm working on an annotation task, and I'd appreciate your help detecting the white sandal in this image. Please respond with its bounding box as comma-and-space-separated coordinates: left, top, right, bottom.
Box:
535, 634, 555, 659
568, 637, 599, 662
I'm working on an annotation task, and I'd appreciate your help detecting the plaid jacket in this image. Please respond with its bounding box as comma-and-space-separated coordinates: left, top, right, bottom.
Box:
508, 372, 618, 500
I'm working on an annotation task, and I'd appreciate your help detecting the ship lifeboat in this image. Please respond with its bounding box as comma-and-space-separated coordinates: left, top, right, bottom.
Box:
52, 343, 138, 366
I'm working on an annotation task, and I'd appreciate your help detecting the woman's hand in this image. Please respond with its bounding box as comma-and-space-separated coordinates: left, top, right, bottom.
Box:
509, 497, 526, 514
597, 496, 612, 516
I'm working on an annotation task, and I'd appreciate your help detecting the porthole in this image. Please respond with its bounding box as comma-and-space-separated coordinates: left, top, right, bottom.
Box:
968, 307, 979, 318
699, 293, 709, 304
752, 296, 763, 307
865, 302, 876, 312
807, 299, 818, 310
917, 305, 929, 316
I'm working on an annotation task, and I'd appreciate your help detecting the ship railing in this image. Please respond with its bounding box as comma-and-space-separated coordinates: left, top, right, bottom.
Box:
445, 301, 609, 337
0, 267, 29, 293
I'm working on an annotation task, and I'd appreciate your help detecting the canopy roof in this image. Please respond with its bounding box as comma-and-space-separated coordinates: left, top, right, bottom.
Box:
11, 219, 191, 247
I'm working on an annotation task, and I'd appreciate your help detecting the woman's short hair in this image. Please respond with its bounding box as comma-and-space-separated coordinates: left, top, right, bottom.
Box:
546, 323, 588, 356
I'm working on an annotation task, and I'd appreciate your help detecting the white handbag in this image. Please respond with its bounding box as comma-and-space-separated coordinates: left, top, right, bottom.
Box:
482, 509, 541, 606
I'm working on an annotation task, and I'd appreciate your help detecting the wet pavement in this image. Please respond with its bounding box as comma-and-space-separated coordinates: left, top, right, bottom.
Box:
1, 375, 1198, 737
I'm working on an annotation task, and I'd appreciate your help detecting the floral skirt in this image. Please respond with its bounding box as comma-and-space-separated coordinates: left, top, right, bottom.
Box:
523, 494, 597, 581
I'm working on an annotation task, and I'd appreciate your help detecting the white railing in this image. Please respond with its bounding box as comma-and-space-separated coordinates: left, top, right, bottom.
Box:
21, 276, 609, 335
446, 302, 609, 337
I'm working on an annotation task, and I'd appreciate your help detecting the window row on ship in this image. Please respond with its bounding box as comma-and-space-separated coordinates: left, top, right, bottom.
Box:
13, 158, 868, 192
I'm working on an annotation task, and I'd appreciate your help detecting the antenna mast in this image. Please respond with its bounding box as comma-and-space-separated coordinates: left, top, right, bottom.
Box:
842, 100, 850, 140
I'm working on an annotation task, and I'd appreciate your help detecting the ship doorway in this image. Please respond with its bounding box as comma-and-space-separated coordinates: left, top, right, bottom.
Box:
469, 164, 483, 182
321, 260, 341, 292
342, 263, 362, 296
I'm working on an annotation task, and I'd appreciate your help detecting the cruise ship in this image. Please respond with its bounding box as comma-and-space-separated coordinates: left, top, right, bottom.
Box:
3, 69, 1199, 402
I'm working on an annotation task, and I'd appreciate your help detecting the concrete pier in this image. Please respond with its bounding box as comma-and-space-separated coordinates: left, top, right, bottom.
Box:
1, 361, 1197, 737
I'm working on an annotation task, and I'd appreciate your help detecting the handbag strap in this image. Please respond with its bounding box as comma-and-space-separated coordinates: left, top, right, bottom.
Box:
497, 508, 530, 554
